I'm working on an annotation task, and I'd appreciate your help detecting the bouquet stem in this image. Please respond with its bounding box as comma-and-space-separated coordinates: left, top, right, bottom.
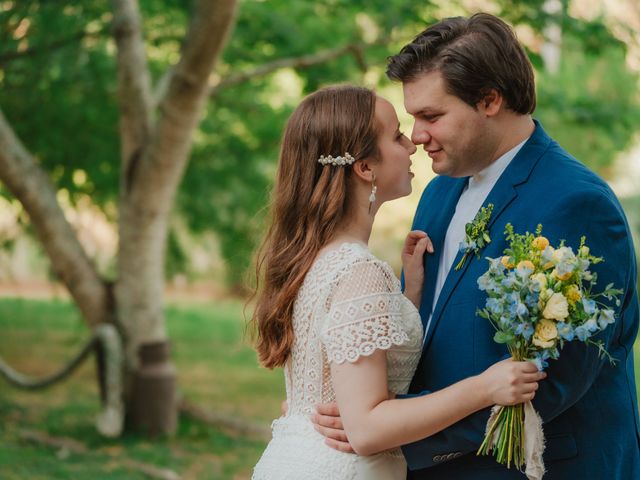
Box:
477, 403, 525, 470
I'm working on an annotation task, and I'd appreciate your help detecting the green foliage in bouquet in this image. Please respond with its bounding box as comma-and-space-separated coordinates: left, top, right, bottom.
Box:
476, 223, 622, 470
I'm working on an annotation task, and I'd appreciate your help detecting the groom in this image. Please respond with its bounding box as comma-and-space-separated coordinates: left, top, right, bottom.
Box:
314, 13, 640, 479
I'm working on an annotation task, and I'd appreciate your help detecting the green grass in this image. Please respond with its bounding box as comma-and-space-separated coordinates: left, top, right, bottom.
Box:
0, 297, 638, 479
0, 298, 283, 480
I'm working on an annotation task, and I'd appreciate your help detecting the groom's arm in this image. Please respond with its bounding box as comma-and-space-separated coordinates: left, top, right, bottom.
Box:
402, 188, 637, 470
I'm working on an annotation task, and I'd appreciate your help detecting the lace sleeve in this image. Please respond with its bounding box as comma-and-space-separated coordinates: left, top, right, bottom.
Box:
320, 259, 410, 364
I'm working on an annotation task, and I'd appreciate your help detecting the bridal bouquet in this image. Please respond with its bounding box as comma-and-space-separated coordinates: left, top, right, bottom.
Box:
475, 224, 621, 479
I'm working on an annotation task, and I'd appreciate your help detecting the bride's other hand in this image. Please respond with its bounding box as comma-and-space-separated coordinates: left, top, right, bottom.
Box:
480, 359, 547, 406
402, 230, 433, 308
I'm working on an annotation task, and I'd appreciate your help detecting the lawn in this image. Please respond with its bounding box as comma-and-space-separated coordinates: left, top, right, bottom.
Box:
0, 298, 283, 480
0, 297, 638, 479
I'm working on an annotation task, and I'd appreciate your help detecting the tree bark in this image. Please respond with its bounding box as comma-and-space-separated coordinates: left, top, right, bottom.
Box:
111, 0, 238, 434
0, 109, 110, 327
114, 0, 238, 367
110, 0, 152, 182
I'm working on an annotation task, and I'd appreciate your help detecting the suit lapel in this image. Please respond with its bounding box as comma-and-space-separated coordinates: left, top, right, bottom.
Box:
421, 120, 552, 350
417, 177, 468, 329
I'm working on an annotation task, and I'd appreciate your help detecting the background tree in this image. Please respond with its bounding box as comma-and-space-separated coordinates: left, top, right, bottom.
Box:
0, 0, 238, 434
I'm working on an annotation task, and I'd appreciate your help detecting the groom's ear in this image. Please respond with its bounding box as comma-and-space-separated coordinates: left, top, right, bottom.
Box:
352, 159, 375, 183
478, 88, 503, 117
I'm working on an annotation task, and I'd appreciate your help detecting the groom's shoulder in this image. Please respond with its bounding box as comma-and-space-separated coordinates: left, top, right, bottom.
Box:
529, 136, 631, 228
535, 136, 612, 198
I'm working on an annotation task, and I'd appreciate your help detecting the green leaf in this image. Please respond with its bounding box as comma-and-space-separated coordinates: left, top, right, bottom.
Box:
494, 331, 515, 344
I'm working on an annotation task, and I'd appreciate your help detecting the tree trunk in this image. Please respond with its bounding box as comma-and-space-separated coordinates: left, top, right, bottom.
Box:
0, 110, 112, 327
541, 0, 563, 75
111, 0, 238, 434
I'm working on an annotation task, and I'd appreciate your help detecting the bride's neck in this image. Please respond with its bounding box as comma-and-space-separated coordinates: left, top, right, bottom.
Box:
330, 201, 376, 247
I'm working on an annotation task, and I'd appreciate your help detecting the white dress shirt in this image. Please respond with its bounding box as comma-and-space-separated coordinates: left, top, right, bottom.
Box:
423, 138, 529, 338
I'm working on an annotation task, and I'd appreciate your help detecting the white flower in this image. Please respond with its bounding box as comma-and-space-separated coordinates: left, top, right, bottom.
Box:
543, 293, 569, 321
553, 246, 576, 263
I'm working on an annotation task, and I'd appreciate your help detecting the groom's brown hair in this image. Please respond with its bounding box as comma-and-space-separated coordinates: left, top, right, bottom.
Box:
386, 13, 536, 114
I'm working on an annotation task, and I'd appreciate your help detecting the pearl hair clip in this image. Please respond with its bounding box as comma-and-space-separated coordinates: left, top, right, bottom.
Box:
317, 152, 356, 166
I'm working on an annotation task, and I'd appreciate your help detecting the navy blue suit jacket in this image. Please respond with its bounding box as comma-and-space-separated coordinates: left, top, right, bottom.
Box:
402, 122, 640, 479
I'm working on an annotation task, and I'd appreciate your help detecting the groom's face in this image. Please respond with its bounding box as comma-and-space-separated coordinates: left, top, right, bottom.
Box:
403, 70, 496, 178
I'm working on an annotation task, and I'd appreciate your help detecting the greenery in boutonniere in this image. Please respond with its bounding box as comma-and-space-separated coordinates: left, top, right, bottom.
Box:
455, 203, 494, 271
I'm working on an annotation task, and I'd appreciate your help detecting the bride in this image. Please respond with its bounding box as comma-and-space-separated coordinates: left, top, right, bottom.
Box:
250, 85, 543, 480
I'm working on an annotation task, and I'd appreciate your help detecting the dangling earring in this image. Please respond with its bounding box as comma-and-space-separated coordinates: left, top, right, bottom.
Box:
368, 173, 377, 214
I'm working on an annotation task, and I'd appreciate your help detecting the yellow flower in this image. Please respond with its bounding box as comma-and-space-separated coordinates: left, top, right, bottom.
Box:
532, 236, 550, 250
532, 319, 558, 348
543, 292, 569, 320
517, 260, 535, 271
531, 273, 548, 290
552, 268, 572, 281
543, 261, 555, 270
501, 256, 515, 269
564, 285, 582, 305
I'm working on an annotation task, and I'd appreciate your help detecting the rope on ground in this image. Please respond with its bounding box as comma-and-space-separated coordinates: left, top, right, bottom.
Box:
1, 324, 124, 437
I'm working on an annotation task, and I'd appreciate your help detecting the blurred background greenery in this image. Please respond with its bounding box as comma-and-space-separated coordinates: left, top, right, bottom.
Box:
1, 0, 639, 478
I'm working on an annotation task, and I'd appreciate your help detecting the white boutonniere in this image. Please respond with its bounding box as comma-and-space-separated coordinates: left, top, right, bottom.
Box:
455, 203, 494, 271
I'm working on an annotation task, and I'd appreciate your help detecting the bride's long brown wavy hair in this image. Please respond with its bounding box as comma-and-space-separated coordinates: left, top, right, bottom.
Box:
252, 85, 380, 369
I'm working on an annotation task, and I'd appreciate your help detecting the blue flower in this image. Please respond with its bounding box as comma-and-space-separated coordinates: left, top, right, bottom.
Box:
487, 257, 506, 276
575, 325, 590, 341
486, 298, 503, 315
477, 273, 492, 291
582, 298, 597, 315
498, 315, 512, 328
459, 239, 477, 252
515, 302, 529, 318
528, 279, 542, 293
525, 292, 540, 309
557, 322, 575, 341
597, 309, 615, 329
531, 353, 548, 371
584, 318, 599, 333
515, 322, 534, 341
501, 274, 517, 288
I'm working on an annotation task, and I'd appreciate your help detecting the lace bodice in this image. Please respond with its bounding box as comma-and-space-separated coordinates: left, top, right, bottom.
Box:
284, 242, 423, 416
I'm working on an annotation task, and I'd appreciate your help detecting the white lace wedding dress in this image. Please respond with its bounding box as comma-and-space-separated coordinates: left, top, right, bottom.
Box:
253, 242, 423, 480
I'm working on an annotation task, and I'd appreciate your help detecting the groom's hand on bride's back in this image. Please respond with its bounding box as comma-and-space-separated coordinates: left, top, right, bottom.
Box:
312, 402, 355, 453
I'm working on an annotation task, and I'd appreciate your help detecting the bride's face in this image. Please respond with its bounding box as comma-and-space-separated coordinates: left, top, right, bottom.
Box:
373, 97, 417, 202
